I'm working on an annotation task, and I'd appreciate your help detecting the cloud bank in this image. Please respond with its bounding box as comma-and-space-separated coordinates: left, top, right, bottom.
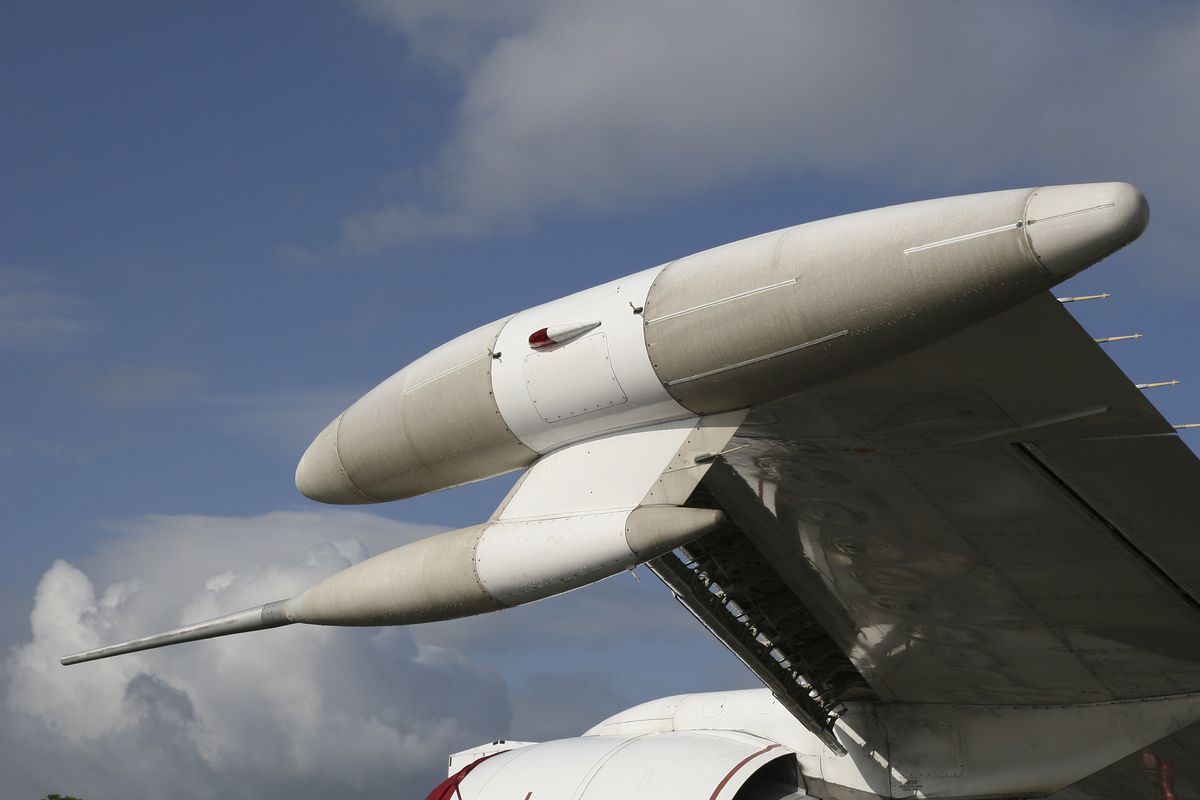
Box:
332, 0, 1200, 256
3, 511, 505, 798
3, 509, 733, 799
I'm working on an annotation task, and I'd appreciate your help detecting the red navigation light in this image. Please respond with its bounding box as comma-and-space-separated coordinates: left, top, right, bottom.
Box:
528, 327, 552, 348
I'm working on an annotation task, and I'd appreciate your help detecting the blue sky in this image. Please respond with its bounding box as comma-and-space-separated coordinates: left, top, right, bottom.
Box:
2, 2, 1198, 798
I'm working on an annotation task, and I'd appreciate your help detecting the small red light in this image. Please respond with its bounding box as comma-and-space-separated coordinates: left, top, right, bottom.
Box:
529, 327, 552, 348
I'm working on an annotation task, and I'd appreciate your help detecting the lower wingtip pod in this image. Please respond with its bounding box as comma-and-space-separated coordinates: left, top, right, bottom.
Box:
60, 507, 728, 666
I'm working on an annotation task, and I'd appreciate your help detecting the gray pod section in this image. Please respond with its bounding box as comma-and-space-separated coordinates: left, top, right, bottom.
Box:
643, 183, 1148, 414
296, 316, 537, 504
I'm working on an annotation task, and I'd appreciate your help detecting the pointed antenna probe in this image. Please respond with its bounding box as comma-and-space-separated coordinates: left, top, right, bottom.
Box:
1059, 293, 1112, 303
1136, 380, 1180, 390
1095, 334, 1143, 344
61, 600, 293, 665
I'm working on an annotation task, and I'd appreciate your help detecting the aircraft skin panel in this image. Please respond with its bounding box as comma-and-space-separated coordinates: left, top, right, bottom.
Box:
495, 417, 702, 519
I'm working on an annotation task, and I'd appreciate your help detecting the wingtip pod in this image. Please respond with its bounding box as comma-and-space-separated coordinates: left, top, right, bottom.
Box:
60, 506, 723, 665
60, 600, 293, 666
287, 505, 725, 626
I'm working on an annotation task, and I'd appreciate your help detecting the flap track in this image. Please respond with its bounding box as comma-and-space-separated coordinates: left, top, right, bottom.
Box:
650, 486, 873, 753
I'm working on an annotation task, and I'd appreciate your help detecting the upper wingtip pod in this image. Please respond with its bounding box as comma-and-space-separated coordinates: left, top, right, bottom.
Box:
1024, 182, 1149, 278
295, 415, 372, 505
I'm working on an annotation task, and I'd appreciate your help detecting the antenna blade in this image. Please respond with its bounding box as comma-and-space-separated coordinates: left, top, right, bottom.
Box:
61, 599, 292, 666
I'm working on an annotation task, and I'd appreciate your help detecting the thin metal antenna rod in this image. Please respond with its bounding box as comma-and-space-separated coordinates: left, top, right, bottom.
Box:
61, 600, 292, 665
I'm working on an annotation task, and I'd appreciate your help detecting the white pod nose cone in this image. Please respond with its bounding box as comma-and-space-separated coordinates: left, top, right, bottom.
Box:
1024, 182, 1149, 278
295, 416, 369, 504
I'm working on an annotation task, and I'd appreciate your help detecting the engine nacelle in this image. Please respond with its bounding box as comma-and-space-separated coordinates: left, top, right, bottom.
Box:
430, 731, 802, 800
573, 689, 1200, 800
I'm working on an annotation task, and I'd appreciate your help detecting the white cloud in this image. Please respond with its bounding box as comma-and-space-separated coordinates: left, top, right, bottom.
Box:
353, 0, 544, 75
3, 511, 505, 798
2, 509, 741, 798
0, 266, 95, 351
333, 1, 1200, 261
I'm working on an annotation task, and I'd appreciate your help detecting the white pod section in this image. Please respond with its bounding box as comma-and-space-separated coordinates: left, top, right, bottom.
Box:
490, 265, 691, 454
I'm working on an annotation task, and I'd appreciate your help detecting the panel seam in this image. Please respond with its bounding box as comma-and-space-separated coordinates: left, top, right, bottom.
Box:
1014, 442, 1200, 617
666, 329, 849, 386
644, 278, 797, 325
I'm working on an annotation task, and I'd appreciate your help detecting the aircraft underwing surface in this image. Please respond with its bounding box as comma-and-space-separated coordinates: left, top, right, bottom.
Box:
651, 290, 1200, 796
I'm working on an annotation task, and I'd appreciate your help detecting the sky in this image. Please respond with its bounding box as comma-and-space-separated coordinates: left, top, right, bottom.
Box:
2, 2, 1199, 798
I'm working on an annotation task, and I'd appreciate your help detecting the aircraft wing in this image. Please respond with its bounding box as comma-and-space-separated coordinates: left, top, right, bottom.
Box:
650, 290, 1200, 767
60, 408, 749, 666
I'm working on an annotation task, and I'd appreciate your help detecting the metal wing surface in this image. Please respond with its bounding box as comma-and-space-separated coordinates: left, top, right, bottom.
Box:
650, 291, 1200, 781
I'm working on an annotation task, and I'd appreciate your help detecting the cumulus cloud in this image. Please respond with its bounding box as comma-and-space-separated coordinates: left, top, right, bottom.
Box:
0, 266, 95, 351
2, 512, 506, 799
329, 0, 1200, 263
353, 0, 543, 75
2, 510, 738, 799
